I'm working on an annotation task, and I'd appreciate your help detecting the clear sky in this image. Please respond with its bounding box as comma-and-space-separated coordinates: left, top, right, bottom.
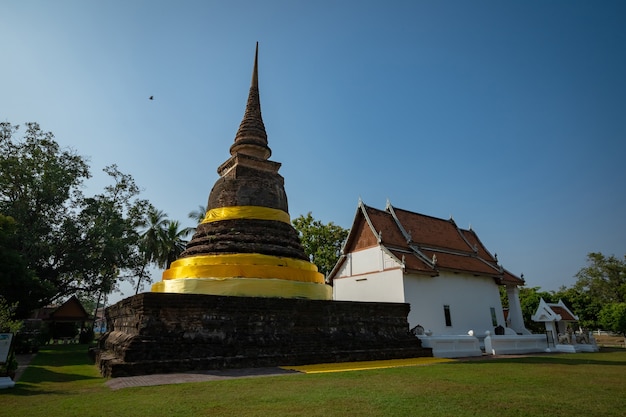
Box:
2, 1, 625, 304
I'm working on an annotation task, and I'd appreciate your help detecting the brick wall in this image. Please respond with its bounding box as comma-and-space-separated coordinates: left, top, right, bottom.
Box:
97, 293, 431, 377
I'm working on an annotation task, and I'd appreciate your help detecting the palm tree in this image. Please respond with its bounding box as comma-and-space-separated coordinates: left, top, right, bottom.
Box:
134, 207, 194, 293
135, 207, 169, 293
141, 208, 169, 262
187, 204, 206, 233
159, 220, 193, 269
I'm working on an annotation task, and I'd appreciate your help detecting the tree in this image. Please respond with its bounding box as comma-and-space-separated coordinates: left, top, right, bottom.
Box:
134, 209, 192, 292
574, 252, 626, 304
74, 165, 149, 302
0, 122, 90, 316
135, 206, 169, 293
158, 220, 192, 269
598, 303, 626, 340
292, 212, 348, 277
188, 205, 206, 224
0, 296, 22, 334
0, 123, 155, 314
0, 214, 53, 318
551, 285, 602, 330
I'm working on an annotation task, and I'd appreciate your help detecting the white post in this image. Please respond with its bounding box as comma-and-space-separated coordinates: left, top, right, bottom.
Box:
506, 285, 527, 334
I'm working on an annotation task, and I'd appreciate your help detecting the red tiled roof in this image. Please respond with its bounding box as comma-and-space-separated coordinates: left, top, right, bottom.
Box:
334, 201, 525, 285
502, 269, 524, 285
393, 207, 470, 252
387, 249, 435, 274
551, 306, 577, 321
420, 249, 500, 276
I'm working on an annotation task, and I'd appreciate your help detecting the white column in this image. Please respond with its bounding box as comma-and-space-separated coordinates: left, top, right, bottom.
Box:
506, 285, 527, 334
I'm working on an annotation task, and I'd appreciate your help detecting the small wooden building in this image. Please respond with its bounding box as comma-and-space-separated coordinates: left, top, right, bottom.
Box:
33, 296, 91, 342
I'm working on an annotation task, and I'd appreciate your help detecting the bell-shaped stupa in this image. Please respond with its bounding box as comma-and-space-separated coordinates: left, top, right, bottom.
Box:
152, 44, 331, 300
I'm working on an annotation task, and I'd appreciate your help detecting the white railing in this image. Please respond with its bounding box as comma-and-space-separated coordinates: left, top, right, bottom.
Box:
484, 332, 548, 355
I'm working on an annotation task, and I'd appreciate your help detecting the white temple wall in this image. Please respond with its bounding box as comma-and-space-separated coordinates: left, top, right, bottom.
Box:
333, 246, 510, 338
333, 246, 406, 303
333, 268, 405, 303
403, 272, 506, 335
334, 246, 399, 278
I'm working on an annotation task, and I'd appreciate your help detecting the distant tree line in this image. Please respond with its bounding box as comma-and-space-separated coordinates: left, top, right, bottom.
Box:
502, 252, 626, 337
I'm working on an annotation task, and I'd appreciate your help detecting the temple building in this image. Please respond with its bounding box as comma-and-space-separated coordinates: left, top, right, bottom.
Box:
151, 44, 331, 300
329, 200, 532, 356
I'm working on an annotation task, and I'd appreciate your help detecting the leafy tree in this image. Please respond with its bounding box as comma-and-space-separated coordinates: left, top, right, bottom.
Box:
76, 294, 98, 317
0, 296, 22, 334
0, 214, 53, 318
0, 122, 157, 314
0, 122, 90, 315
551, 285, 602, 329
292, 212, 348, 277
574, 252, 626, 304
74, 165, 149, 301
599, 303, 626, 340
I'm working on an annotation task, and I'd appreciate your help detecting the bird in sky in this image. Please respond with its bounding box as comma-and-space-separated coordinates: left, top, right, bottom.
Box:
149, 96, 154, 100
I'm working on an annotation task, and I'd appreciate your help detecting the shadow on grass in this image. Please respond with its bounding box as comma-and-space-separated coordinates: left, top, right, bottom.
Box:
454, 349, 626, 367
21, 365, 101, 383
10, 367, 103, 397
8, 344, 104, 397
35, 344, 95, 367
8, 384, 71, 397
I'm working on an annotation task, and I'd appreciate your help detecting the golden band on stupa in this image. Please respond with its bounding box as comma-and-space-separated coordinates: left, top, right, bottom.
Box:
151, 43, 331, 300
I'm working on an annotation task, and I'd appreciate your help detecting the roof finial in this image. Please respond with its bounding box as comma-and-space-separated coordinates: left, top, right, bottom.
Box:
230, 42, 271, 160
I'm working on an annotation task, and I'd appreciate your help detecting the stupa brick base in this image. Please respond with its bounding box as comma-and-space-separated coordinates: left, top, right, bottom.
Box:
96, 292, 431, 378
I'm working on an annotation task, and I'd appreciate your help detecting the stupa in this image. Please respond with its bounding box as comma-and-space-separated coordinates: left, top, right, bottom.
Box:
96, 45, 430, 377
151, 43, 330, 300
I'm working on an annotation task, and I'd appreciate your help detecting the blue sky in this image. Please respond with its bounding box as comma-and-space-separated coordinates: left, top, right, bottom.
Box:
2, 1, 625, 303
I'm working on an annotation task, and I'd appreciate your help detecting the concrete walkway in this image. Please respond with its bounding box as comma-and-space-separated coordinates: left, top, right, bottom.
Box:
106, 357, 457, 390
15, 353, 37, 381
14, 351, 300, 390
105, 367, 300, 390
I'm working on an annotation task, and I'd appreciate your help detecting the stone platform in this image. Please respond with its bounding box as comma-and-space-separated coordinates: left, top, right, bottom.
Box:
96, 292, 431, 377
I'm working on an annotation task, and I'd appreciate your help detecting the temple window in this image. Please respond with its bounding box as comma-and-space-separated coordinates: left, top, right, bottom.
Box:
444, 305, 452, 327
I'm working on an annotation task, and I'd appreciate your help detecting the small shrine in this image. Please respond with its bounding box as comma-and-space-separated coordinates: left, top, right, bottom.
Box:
532, 298, 598, 352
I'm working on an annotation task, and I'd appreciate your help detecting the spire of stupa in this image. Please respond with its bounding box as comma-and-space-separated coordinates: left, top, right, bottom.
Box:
230, 42, 271, 160
151, 43, 331, 300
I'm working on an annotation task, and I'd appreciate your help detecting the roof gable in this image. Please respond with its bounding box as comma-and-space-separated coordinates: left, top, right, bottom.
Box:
49, 296, 90, 321
364, 205, 408, 248
532, 299, 579, 322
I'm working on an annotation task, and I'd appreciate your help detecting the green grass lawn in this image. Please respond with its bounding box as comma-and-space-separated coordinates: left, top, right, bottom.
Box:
2, 344, 625, 417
